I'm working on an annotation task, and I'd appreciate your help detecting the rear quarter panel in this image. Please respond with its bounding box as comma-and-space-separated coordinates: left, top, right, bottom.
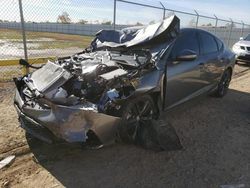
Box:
222, 48, 236, 76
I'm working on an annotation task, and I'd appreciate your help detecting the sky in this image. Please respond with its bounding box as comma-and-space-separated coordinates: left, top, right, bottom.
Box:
0, 0, 249, 27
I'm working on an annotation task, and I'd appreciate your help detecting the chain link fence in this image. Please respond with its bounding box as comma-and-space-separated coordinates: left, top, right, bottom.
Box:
0, 0, 250, 81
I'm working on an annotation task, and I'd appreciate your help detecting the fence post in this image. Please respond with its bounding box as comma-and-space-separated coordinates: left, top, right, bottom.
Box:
194, 10, 199, 28
227, 18, 233, 47
18, 0, 29, 74
113, 0, 116, 30
241, 21, 245, 37
160, 2, 165, 20
214, 14, 218, 35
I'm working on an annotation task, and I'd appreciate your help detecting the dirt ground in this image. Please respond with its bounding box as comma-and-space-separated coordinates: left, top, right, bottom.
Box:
0, 64, 250, 188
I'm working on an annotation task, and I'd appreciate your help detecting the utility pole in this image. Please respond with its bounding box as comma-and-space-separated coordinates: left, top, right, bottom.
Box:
113, 0, 117, 30
18, 0, 29, 74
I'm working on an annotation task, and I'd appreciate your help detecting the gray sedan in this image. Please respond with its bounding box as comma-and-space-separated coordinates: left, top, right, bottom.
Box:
14, 15, 235, 148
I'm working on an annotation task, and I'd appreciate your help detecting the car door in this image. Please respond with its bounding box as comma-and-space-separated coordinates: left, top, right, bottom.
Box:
198, 31, 224, 85
165, 29, 206, 109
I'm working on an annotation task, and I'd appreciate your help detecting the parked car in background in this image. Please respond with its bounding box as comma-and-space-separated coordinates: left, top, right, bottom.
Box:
232, 34, 250, 63
13, 16, 235, 149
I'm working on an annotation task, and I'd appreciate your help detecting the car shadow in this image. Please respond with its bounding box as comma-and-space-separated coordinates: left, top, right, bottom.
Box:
28, 88, 250, 188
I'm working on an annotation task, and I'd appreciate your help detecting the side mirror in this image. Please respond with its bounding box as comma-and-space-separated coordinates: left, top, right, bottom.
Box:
175, 49, 197, 61
240, 37, 244, 41
19, 59, 29, 67
19, 59, 41, 69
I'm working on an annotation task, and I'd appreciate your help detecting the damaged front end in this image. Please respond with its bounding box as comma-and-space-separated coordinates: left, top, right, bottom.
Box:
14, 15, 180, 146
14, 49, 159, 145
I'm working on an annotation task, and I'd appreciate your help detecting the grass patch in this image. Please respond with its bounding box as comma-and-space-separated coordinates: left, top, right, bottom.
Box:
0, 69, 22, 81
0, 29, 93, 50
29, 41, 87, 49
0, 29, 22, 40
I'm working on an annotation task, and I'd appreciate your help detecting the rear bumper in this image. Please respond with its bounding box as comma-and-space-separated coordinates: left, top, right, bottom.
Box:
14, 88, 121, 145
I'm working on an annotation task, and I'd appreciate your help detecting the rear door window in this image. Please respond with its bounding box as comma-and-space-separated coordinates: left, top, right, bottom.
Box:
199, 32, 218, 54
215, 38, 224, 51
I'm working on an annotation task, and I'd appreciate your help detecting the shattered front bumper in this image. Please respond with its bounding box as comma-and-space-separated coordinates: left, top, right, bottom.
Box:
14, 89, 121, 145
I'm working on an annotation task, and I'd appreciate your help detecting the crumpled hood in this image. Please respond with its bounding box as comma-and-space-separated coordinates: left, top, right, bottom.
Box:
91, 15, 180, 50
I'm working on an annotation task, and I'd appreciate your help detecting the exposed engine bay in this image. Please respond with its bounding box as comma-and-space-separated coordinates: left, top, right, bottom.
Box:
20, 49, 155, 116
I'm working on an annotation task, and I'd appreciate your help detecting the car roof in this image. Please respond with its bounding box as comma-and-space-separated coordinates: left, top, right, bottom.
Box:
180, 28, 211, 34
180, 28, 221, 40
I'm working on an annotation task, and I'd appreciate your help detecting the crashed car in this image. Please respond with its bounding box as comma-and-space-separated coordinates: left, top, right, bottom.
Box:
14, 15, 235, 147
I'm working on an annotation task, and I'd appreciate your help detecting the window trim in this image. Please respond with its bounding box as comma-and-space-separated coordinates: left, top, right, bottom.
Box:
198, 31, 219, 55
214, 37, 224, 52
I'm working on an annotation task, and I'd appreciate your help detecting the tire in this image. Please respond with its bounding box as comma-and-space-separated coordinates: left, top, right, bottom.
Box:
118, 95, 158, 144
214, 69, 232, 97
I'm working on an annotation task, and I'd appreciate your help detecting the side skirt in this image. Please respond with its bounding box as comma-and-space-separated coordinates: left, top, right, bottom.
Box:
164, 83, 217, 111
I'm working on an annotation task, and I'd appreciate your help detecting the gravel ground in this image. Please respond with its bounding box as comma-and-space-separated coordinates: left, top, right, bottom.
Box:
0, 64, 250, 188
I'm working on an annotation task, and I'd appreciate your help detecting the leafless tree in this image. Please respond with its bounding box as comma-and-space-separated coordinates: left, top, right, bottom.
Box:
225, 22, 236, 28
57, 12, 71, 24
78, 19, 88, 24
165, 11, 174, 19
149, 20, 155, 25
102, 20, 112, 25
136, 22, 143, 26
189, 18, 196, 27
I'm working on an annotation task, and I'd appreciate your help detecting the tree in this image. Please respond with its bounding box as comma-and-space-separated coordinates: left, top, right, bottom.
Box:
78, 19, 88, 24
93, 20, 100, 24
149, 20, 155, 25
201, 23, 212, 27
57, 12, 71, 24
225, 22, 236, 28
189, 18, 196, 27
102, 20, 112, 25
165, 11, 174, 19
136, 22, 143, 26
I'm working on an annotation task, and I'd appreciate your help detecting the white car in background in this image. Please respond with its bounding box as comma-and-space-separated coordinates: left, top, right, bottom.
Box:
232, 34, 250, 63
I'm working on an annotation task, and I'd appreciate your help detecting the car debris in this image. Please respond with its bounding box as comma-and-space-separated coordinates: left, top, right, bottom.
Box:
136, 120, 182, 151
13, 14, 235, 149
0, 155, 15, 170
2, 180, 10, 188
